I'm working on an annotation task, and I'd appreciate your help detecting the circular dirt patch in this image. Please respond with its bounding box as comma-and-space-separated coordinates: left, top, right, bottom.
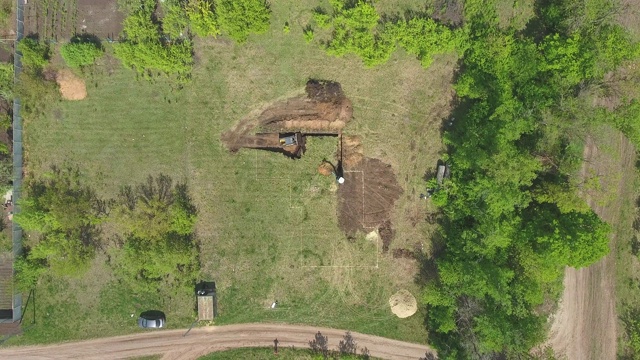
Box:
318, 161, 334, 176
365, 230, 380, 242
56, 69, 87, 100
389, 289, 417, 318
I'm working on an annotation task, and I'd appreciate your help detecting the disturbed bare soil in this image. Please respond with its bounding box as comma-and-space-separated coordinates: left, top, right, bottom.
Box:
547, 132, 635, 359
0, 323, 434, 360
337, 156, 403, 238
221, 80, 353, 152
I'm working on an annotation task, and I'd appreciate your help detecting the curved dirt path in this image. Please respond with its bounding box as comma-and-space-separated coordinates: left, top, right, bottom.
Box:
547, 133, 635, 359
0, 323, 434, 360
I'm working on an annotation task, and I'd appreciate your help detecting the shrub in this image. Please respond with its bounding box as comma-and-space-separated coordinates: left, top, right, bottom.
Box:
391, 18, 465, 67
0, 156, 10, 190
186, 0, 219, 37
162, 4, 189, 38
60, 36, 104, 68
312, 10, 331, 29
15, 166, 104, 279
14, 71, 59, 117
111, 175, 199, 295
215, 0, 271, 42
114, 41, 194, 78
14, 255, 46, 291
0, 62, 13, 101
0, 114, 10, 131
115, 5, 194, 79
0, 0, 11, 28
17, 38, 49, 69
317, 1, 396, 67
304, 27, 314, 43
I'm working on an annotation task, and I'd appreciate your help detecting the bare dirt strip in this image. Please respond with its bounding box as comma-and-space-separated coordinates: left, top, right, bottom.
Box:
0, 323, 434, 360
547, 132, 635, 359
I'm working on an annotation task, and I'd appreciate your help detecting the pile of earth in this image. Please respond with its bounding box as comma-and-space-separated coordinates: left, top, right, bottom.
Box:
222, 80, 353, 152
258, 80, 353, 132
389, 289, 418, 318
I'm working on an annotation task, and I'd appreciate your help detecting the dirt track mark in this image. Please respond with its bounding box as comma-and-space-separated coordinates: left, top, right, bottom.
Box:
0, 323, 434, 360
547, 132, 635, 359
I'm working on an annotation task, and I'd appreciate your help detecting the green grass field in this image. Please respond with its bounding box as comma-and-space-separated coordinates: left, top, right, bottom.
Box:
8, 0, 456, 346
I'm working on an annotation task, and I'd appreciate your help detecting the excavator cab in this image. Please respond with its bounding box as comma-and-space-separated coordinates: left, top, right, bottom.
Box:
279, 133, 299, 146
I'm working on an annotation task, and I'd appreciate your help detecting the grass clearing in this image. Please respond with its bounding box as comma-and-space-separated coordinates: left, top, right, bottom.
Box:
8, 0, 455, 346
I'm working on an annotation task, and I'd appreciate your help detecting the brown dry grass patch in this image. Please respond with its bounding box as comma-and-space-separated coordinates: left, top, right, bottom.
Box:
56, 69, 87, 101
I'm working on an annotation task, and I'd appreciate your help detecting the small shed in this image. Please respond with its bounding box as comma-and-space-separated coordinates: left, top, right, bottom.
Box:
196, 281, 217, 321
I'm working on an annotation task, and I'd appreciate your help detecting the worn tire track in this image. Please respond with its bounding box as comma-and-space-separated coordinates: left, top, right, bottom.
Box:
0, 323, 434, 360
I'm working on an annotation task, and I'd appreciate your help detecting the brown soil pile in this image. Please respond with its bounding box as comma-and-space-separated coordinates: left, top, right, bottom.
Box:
379, 220, 395, 253
341, 135, 364, 169
337, 157, 403, 237
222, 80, 352, 152
257, 81, 352, 132
318, 161, 334, 176
365, 230, 380, 242
389, 289, 418, 318
56, 69, 87, 100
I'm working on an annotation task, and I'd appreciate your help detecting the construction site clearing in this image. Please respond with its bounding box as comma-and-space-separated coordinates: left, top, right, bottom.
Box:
222, 80, 405, 246
222, 79, 352, 158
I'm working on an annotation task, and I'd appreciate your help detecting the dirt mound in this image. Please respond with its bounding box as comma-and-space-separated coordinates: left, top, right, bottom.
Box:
379, 220, 395, 253
318, 161, 334, 176
337, 157, 403, 237
305, 79, 345, 103
389, 290, 418, 318
341, 135, 364, 169
222, 80, 353, 153
365, 230, 380, 242
257, 96, 352, 132
56, 69, 87, 100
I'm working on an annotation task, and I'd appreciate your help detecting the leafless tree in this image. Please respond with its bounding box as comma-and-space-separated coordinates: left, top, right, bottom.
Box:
419, 351, 437, 360
309, 331, 329, 358
338, 331, 357, 355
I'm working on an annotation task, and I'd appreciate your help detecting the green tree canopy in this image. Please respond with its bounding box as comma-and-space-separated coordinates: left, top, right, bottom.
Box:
111, 175, 199, 295
418, 0, 637, 356
114, 0, 193, 79
17, 38, 49, 70
15, 166, 105, 279
215, 0, 271, 43
60, 35, 104, 68
186, 0, 220, 37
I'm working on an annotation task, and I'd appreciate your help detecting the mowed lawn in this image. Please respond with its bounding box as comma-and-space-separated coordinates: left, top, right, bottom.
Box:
12, 0, 456, 345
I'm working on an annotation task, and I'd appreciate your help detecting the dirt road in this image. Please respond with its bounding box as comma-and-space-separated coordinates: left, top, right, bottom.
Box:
0, 323, 434, 360
547, 132, 635, 359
